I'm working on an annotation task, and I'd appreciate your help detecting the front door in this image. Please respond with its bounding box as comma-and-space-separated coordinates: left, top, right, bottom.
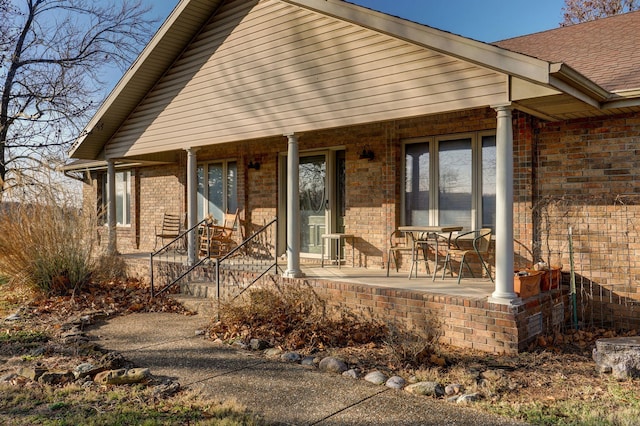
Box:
279, 150, 346, 259
299, 154, 327, 255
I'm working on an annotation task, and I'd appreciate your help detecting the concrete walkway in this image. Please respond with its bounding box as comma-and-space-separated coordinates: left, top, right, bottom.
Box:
87, 312, 527, 426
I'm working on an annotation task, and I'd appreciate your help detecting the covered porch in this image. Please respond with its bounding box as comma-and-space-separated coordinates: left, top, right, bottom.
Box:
127, 246, 567, 355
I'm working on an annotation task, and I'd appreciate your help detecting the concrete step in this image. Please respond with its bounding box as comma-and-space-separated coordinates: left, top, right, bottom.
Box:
170, 293, 218, 318
181, 281, 218, 299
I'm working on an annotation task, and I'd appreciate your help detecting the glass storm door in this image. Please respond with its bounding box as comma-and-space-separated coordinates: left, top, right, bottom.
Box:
299, 155, 327, 255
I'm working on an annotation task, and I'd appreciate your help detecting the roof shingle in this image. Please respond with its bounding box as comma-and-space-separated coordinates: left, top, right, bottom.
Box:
494, 11, 640, 92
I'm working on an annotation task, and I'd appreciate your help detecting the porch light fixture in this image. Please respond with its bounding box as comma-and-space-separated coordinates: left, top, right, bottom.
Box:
248, 160, 260, 170
359, 145, 375, 161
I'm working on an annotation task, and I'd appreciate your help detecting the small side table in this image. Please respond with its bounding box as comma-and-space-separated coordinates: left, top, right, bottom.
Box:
321, 233, 355, 268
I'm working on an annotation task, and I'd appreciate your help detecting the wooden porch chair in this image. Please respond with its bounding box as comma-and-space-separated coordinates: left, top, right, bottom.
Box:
441, 228, 493, 284
199, 209, 239, 258
154, 212, 184, 250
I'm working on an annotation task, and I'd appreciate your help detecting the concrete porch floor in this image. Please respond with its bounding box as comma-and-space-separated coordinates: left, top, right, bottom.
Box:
301, 264, 495, 299
134, 251, 496, 299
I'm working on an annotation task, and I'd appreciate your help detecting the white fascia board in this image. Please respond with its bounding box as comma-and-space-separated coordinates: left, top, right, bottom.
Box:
604, 88, 640, 109
284, 0, 551, 84
548, 63, 609, 105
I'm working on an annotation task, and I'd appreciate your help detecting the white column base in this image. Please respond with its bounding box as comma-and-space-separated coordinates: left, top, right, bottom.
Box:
283, 270, 305, 278
488, 294, 522, 306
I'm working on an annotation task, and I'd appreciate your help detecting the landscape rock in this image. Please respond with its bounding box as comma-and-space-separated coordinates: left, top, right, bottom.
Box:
445, 383, 464, 396
318, 357, 348, 374
39, 371, 75, 385
94, 368, 151, 385
405, 381, 445, 398
385, 376, 406, 389
29, 347, 46, 357
280, 352, 302, 363
231, 341, 247, 350
301, 356, 317, 367
456, 393, 482, 404
264, 348, 282, 358
99, 352, 129, 370
593, 337, 640, 379
250, 339, 270, 351
364, 370, 387, 385
18, 366, 47, 381
342, 369, 359, 379
152, 380, 181, 397
73, 363, 103, 379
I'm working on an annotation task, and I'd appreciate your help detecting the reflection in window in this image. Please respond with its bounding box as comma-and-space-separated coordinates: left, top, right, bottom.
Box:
403, 133, 496, 230
197, 161, 237, 223
102, 171, 131, 226
439, 139, 472, 226
482, 136, 496, 230
405, 143, 429, 226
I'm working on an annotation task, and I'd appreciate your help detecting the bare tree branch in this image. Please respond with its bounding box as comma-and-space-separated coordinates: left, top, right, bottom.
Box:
561, 0, 640, 25
0, 0, 158, 196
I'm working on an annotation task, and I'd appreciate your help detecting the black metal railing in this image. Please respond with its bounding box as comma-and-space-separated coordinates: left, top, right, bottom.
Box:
150, 217, 278, 299
217, 217, 279, 302
150, 218, 210, 297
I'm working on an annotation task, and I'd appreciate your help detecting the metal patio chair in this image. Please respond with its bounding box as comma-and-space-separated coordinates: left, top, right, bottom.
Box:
387, 229, 430, 277
441, 228, 493, 284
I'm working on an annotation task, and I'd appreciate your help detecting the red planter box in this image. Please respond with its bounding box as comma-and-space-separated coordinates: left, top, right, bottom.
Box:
514, 271, 542, 299
534, 268, 562, 291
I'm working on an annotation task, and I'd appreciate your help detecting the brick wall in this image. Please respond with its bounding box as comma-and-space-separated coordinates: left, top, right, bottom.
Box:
281, 276, 567, 354
524, 111, 640, 328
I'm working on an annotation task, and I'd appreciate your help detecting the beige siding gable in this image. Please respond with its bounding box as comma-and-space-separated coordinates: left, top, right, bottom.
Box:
107, 0, 508, 158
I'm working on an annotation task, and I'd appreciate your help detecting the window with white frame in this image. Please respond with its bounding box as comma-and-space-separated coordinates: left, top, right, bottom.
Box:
197, 161, 238, 223
102, 170, 131, 226
404, 133, 496, 230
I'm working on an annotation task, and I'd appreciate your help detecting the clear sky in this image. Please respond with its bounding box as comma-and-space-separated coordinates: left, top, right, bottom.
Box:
147, 0, 566, 43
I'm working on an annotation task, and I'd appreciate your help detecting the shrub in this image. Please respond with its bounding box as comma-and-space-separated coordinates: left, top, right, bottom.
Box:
211, 283, 389, 351
0, 192, 99, 295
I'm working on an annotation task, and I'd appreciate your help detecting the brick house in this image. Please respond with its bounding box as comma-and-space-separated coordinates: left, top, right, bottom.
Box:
66, 0, 640, 353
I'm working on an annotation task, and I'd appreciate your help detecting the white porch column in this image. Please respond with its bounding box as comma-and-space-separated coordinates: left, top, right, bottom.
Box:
490, 104, 519, 304
283, 133, 303, 278
106, 158, 117, 255
186, 148, 199, 265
